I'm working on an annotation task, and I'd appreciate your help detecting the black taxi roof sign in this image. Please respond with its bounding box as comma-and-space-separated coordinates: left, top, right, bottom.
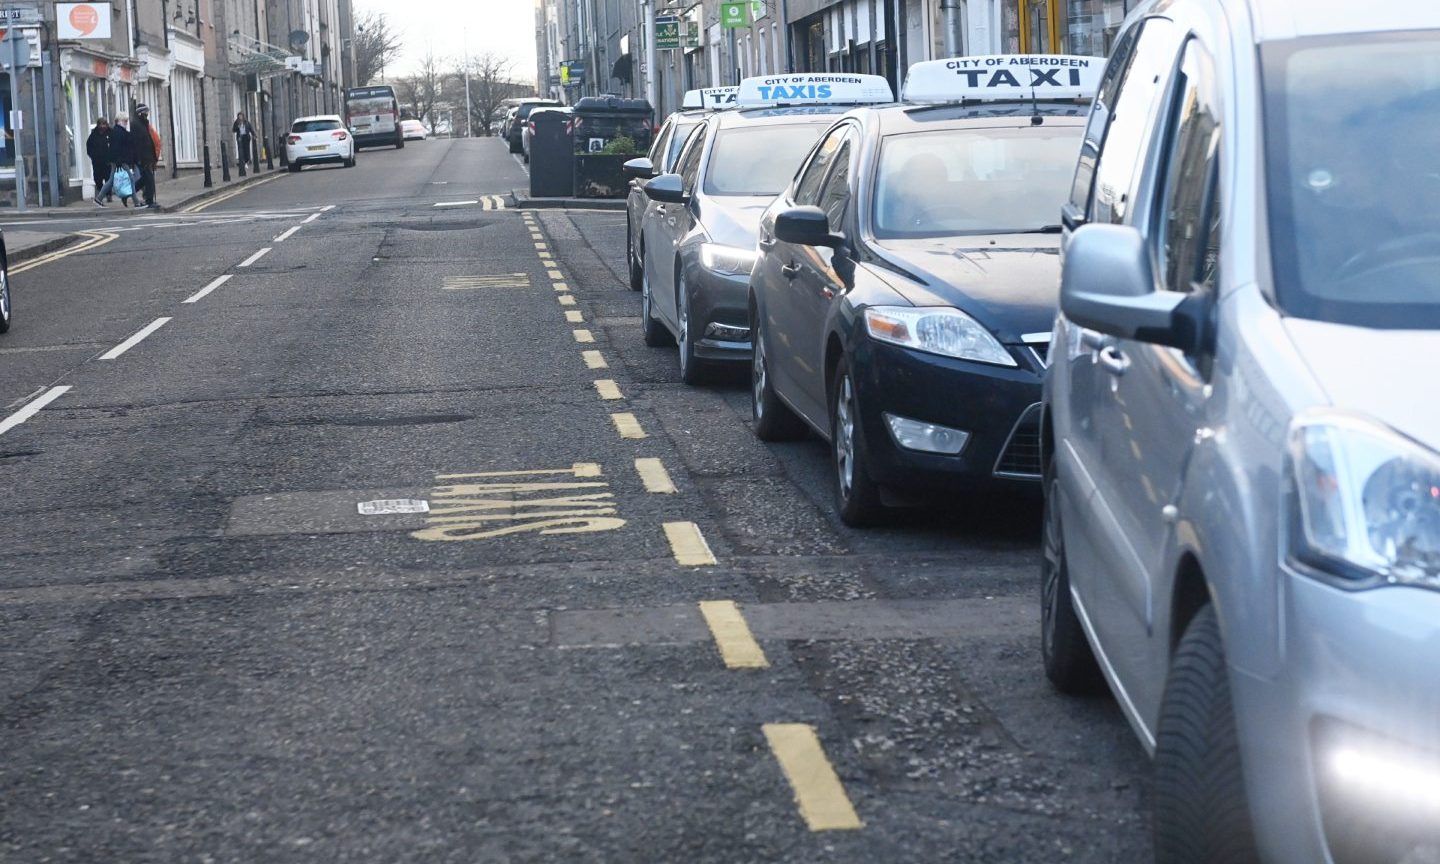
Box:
902, 55, 1104, 104
683, 87, 739, 110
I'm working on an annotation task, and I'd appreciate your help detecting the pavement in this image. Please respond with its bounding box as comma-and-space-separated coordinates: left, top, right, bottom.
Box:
0, 136, 1152, 862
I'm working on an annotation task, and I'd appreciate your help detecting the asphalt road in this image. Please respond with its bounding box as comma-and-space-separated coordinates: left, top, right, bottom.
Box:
0, 137, 1150, 862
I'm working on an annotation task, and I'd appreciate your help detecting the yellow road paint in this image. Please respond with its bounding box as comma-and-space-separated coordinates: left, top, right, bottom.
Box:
437, 464, 601, 480
539, 252, 553, 260
553, 282, 569, 292
634, 458, 676, 494
582, 350, 608, 369
573, 329, 595, 343
663, 521, 716, 566
565, 310, 584, 323
534, 243, 547, 250
181, 173, 283, 213
547, 269, 564, 280
594, 379, 623, 400
558, 294, 577, 306
12, 231, 119, 275
699, 600, 769, 668
413, 464, 623, 541
763, 724, 864, 831
443, 274, 531, 290
611, 412, 646, 439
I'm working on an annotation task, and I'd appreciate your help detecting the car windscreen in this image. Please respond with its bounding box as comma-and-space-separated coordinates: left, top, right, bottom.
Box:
293, 119, 342, 132
1262, 31, 1440, 329
703, 124, 826, 196
871, 125, 1081, 238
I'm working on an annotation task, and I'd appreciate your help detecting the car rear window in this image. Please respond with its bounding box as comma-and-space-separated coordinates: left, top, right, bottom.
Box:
293, 119, 342, 133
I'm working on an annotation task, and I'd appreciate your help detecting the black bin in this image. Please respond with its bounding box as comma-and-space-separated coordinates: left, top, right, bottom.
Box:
528, 109, 576, 198
570, 96, 655, 198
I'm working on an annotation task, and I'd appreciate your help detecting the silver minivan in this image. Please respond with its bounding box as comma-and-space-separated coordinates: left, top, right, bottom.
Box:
1041, 1, 1440, 862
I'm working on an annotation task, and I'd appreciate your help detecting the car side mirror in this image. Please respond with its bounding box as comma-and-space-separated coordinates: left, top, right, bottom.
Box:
775, 205, 844, 249
1061, 224, 1208, 354
622, 157, 655, 180
643, 173, 688, 204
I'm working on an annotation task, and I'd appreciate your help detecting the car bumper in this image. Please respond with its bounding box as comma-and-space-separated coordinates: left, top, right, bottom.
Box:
687, 266, 752, 362
1234, 572, 1440, 864
287, 144, 349, 163
850, 338, 1044, 493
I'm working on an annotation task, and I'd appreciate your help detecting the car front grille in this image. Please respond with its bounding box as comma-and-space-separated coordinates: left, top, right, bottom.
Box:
994, 403, 1043, 480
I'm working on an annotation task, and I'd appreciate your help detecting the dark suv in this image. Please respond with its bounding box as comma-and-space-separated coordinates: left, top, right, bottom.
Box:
507, 99, 562, 153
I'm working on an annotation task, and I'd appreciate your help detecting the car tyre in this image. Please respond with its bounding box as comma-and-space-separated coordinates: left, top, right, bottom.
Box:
1152, 605, 1261, 864
831, 358, 885, 527
750, 310, 805, 441
396, 134, 405, 150
676, 273, 710, 385
508, 138, 522, 154
0, 254, 12, 334
1040, 459, 1106, 694
627, 225, 643, 291
641, 261, 673, 348
344, 148, 356, 168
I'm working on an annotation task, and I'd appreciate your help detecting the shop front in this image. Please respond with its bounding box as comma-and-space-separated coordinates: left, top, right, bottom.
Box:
62, 49, 137, 196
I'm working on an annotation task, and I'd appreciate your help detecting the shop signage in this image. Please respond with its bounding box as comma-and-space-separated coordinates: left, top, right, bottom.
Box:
655, 15, 679, 50
58, 2, 110, 38
720, 2, 749, 28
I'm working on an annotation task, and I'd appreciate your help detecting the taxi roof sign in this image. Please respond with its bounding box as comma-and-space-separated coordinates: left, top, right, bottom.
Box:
902, 55, 1104, 104
682, 86, 739, 110
736, 73, 894, 107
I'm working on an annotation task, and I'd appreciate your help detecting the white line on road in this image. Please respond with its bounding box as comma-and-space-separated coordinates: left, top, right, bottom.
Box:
320, 205, 336, 211
434, 200, 479, 208
274, 225, 301, 242
0, 386, 71, 437
184, 274, 232, 304
238, 247, 271, 268
302, 212, 321, 223
512, 153, 530, 176
100, 317, 171, 360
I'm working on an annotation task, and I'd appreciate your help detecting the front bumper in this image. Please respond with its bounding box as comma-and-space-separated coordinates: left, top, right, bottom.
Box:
687, 266, 752, 362
850, 337, 1044, 493
1234, 571, 1440, 864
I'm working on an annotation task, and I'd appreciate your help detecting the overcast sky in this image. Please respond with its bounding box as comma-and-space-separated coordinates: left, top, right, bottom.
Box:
357, 0, 539, 81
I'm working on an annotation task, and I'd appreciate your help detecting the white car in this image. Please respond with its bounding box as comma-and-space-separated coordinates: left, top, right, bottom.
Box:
401, 119, 429, 141
285, 115, 356, 172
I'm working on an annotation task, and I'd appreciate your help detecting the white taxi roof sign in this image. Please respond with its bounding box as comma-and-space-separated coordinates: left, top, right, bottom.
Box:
736, 73, 894, 107
683, 86, 739, 110
902, 55, 1104, 104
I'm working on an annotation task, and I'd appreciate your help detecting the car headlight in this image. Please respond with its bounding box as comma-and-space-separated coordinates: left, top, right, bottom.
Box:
700, 243, 758, 276
863, 306, 1016, 367
1287, 412, 1440, 588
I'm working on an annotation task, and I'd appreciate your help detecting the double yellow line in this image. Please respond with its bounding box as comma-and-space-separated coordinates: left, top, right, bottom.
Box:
11, 230, 118, 275
181, 173, 282, 213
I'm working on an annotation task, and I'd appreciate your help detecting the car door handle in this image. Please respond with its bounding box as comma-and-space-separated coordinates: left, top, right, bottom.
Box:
1080, 329, 1108, 351
781, 262, 801, 279
1098, 345, 1130, 376
758, 236, 776, 250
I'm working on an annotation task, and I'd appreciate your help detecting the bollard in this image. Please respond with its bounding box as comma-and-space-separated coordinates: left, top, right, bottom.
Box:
221, 140, 231, 182
253, 139, 261, 174
238, 141, 247, 177
203, 144, 213, 187
267, 138, 276, 170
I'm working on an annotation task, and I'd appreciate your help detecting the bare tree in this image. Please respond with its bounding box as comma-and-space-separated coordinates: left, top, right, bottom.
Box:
352, 9, 403, 86
450, 52, 530, 137
396, 50, 446, 124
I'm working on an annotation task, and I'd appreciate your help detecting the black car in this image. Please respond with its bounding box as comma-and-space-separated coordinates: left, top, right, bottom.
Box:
748, 57, 1097, 525
622, 107, 708, 290
507, 99, 562, 153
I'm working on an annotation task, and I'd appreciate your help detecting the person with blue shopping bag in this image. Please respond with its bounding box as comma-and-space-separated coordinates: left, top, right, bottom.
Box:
99, 113, 138, 207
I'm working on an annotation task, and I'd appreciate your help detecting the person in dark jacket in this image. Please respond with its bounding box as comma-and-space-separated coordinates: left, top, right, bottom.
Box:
132, 103, 159, 209
87, 118, 110, 206
100, 113, 138, 207
232, 112, 253, 176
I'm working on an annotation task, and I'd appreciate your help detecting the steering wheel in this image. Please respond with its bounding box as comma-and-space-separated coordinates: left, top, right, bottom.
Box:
1334, 233, 1440, 283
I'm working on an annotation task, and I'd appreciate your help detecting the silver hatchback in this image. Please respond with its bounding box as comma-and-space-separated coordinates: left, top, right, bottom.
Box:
1041, 1, 1440, 862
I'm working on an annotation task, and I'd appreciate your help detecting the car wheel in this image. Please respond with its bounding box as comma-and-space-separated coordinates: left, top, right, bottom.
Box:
509, 138, 522, 154
641, 261, 672, 348
751, 309, 805, 441
627, 225, 643, 291
0, 257, 12, 334
1152, 605, 1261, 864
676, 273, 712, 385
396, 134, 405, 150
1040, 459, 1106, 694
831, 358, 885, 527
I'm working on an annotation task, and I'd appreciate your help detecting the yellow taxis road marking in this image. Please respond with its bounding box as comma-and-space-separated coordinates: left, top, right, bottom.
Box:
663, 521, 716, 566
181, 173, 283, 213
611, 412, 646, 439
443, 274, 530, 290
11, 230, 118, 275
183, 274, 232, 304
763, 724, 864, 831
634, 458, 675, 494
412, 464, 622, 541
273, 225, 301, 242
479, 195, 507, 210
698, 601, 769, 668
582, 350, 607, 369
565, 310, 584, 323
100, 317, 171, 360
558, 294, 576, 306
0, 385, 70, 438
238, 247, 270, 267
593, 379, 622, 400
573, 329, 594, 343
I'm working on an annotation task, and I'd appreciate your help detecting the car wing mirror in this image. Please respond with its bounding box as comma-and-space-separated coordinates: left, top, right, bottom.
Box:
622, 157, 656, 180
774, 205, 844, 249
1060, 224, 1207, 353
643, 173, 689, 204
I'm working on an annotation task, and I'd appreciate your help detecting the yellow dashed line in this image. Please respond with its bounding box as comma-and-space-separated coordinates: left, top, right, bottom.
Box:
698, 601, 768, 668
763, 724, 864, 831
611, 412, 646, 439
553, 282, 569, 292
573, 329, 594, 343
539, 252, 553, 260
559, 294, 576, 306
663, 521, 716, 566
634, 458, 676, 494
582, 350, 608, 369
534, 243, 547, 250
594, 379, 623, 400
547, 269, 564, 280
565, 310, 584, 323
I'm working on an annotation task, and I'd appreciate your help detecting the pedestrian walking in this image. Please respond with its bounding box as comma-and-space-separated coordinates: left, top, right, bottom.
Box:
132, 103, 161, 209
98, 113, 139, 208
87, 118, 111, 207
232, 112, 254, 177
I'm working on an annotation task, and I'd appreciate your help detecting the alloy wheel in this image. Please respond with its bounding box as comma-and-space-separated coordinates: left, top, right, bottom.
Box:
835, 375, 856, 498
677, 279, 690, 375
752, 332, 767, 421
1041, 476, 1064, 657
0, 268, 10, 328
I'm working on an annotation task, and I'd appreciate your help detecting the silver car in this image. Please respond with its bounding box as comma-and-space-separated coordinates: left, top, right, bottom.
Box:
1042, 1, 1440, 862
